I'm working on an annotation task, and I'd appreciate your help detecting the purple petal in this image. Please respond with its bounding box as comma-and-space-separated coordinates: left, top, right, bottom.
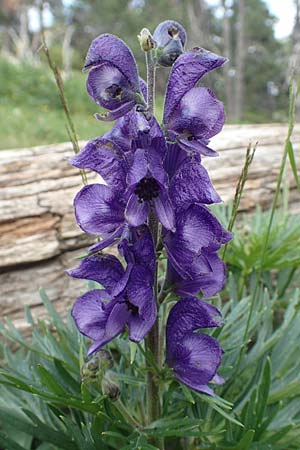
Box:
153, 189, 176, 232
177, 136, 218, 157
119, 225, 155, 275
126, 266, 157, 341
164, 143, 189, 179
74, 184, 124, 235
71, 289, 112, 341
153, 20, 187, 49
167, 88, 225, 140
70, 137, 127, 191
94, 101, 136, 121
66, 254, 124, 294
171, 333, 223, 394
166, 297, 223, 347
128, 300, 156, 342
127, 148, 148, 186
88, 224, 126, 252
170, 159, 221, 209
164, 49, 227, 124
84, 34, 140, 90
167, 253, 226, 297
125, 193, 149, 227
105, 302, 129, 339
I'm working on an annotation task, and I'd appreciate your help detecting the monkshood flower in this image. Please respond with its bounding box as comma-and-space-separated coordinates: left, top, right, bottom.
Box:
163, 204, 232, 281
67, 226, 157, 355
166, 250, 226, 298
163, 49, 227, 156
71, 117, 176, 251
83, 34, 145, 121
166, 297, 224, 396
153, 20, 187, 67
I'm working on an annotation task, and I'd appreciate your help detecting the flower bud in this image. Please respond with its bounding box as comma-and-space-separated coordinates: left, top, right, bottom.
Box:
81, 350, 114, 382
153, 20, 187, 67
138, 28, 156, 52
101, 373, 120, 402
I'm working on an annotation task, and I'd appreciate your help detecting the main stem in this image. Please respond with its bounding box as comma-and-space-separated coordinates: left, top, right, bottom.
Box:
144, 51, 164, 448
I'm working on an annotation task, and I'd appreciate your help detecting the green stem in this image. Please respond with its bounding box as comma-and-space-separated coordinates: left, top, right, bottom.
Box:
144, 50, 165, 449
114, 399, 143, 431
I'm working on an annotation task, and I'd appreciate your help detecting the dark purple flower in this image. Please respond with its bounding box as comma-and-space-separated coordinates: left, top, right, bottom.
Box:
163, 49, 227, 156
68, 226, 156, 355
166, 250, 226, 298
163, 204, 232, 280
125, 146, 175, 231
153, 20, 187, 67
166, 297, 223, 395
83, 34, 145, 121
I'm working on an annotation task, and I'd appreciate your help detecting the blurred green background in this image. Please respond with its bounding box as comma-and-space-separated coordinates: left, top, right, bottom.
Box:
0, 0, 299, 149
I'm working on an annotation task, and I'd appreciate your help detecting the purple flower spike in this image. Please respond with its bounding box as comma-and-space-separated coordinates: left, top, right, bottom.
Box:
153, 20, 187, 67
70, 227, 157, 355
84, 34, 144, 120
164, 48, 227, 125
166, 297, 223, 395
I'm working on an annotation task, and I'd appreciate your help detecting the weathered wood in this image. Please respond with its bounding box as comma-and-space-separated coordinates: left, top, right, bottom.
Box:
0, 124, 299, 334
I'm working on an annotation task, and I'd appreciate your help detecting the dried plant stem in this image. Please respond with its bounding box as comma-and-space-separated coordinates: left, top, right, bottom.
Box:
222, 142, 257, 259
41, 32, 87, 185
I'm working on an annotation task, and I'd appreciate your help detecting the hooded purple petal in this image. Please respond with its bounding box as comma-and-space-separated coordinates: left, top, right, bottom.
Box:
74, 184, 124, 235
167, 87, 225, 140
67, 254, 125, 295
169, 159, 221, 209
166, 297, 223, 347
84, 34, 140, 90
119, 225, 155, 276
153, 20, 187, 67
166, 297, 223, 395
70, 137, 127, 191
164, 49, 227, 124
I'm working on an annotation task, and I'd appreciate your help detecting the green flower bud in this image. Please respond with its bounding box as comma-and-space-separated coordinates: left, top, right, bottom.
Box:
138, 28, 156, 52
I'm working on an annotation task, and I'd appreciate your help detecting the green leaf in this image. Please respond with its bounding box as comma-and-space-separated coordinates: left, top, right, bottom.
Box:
130, 342, 138, 364
287, 140, 300, 190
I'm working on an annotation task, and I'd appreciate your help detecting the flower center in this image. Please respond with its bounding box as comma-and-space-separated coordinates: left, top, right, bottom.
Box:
105, 84, 123, 99
125, 297, 139, 315
134, 176, 160, 203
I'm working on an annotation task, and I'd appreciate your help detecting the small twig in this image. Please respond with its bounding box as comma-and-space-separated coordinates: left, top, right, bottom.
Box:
41, 32, 87, 185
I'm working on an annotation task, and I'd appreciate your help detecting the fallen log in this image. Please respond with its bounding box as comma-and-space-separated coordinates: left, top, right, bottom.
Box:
0, 124, 299, 334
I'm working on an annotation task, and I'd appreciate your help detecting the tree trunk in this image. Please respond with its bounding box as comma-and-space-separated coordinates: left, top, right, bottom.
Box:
221, 0, 234, 121
234, 0, 246, 122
